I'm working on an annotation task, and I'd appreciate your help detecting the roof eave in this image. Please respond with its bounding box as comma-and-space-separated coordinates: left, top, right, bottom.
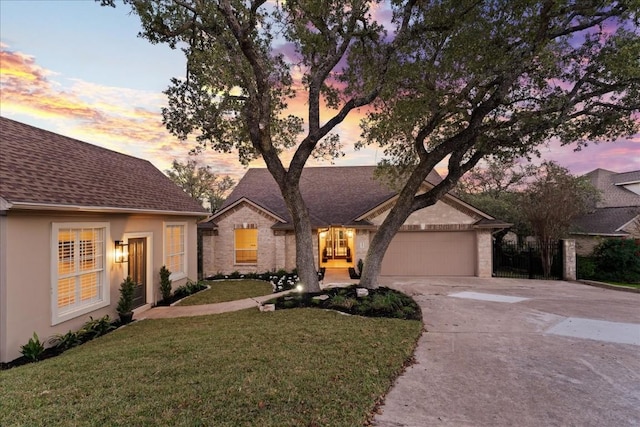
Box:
569, 231, 630, 237
3, 202, 207, 217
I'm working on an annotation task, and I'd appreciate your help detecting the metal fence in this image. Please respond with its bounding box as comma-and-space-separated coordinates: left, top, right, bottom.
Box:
493, 240, 563, 280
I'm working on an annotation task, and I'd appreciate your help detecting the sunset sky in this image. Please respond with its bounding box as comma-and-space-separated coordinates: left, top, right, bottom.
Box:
1, 1, 638, 181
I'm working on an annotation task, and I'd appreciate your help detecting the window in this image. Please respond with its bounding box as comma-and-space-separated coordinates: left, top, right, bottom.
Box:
52, 223, 109, 325
165, 223, 186, 279
235, 228, 257, 264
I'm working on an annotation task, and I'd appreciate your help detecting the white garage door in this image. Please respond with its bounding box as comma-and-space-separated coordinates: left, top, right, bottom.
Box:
380, 231, 476, 276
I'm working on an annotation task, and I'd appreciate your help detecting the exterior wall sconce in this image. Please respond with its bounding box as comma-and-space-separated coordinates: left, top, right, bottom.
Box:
114, 240, 129, 263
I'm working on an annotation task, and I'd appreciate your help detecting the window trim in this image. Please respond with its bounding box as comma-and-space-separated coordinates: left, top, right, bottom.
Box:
234, 226, 258, 265
51, 222, 110, 325
164, 222, 187, 281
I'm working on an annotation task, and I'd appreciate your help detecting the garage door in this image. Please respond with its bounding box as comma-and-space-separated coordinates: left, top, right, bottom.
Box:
380, 231, 476, 276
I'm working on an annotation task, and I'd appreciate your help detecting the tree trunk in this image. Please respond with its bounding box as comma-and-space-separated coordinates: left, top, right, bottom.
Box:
281, 187, 321, 293
359, 170, 430, 289
540, 238, 553, 278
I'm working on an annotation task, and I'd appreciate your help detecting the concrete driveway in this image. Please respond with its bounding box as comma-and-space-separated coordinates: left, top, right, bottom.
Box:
372, 277, 640, 427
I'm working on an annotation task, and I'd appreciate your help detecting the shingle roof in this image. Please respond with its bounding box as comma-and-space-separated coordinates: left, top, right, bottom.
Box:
613, 170, 640, 185
571, 206, 640, 235
216, 166, 447, 227
570, 168, 640, 236
0, 117, 207, 214
585, 168, 640, 208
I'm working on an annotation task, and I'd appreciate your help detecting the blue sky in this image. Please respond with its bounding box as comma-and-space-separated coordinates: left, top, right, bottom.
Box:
1, 0, 638, 180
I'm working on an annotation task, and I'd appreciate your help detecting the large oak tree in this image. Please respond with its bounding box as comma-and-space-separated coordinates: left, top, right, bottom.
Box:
101, 0, 639, 289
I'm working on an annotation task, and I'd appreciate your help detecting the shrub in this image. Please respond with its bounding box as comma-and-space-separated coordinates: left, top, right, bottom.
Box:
592, 239, 640, 283
49, 330, 82, 352
159, 266, 172, 302
80, 315, 116, 339
173, 279, 208, 300
267, 285, 421, 320
117, 276, 136, 315
576, 256, 596, 280
357, 259, 364, 276
20, 333, 45, 362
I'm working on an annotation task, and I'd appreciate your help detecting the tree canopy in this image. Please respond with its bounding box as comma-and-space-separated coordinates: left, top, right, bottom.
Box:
100, 0, 640, 289
165, 159, 235, 211
520, 161, 599, 276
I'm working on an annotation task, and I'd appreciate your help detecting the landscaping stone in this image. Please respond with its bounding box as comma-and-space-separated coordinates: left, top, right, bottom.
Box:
259, 303, 275, 312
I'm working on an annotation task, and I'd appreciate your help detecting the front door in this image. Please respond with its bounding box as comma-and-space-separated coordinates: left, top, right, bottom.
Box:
128, 238, 147, 309
321, 227, 353, 264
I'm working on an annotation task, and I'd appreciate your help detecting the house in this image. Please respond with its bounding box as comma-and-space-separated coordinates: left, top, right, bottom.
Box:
201, 166, 510, 278
570, 168, 640, 255
0, 117, 207, 363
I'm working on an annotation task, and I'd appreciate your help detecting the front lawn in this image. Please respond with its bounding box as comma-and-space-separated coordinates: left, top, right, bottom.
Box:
1, 309, 421, 426
176, 279, 274, 306
606, 281, 640, 289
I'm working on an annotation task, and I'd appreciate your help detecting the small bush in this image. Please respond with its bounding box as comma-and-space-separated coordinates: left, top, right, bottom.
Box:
173, 279, 208, 300
592, 239, 640, 283
49, 315, 116, 352
49, 330, 82, 351
20, 333, 45, 362
357, 259, 364, 276
577, 256, 596, 279
117, 276, 136, 315
159, 266, 172, 302
267, 285, 421, 320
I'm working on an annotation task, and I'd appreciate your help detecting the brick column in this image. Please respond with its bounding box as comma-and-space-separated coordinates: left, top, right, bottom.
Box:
476, 230, 493, 278
562, 239, 577, 281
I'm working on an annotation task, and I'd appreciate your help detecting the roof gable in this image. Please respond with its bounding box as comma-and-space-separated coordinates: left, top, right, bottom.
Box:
0, 117, 207, 214
584, 168, 640, 208
217, 166, 494, 227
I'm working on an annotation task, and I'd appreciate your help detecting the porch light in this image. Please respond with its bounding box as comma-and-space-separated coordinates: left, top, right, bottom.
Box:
114, 240, 129, 263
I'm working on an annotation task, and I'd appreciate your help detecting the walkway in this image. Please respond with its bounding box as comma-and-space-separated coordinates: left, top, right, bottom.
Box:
141, 269, 357, 320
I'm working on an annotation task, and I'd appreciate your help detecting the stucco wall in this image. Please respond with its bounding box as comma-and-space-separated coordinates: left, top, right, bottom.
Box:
1, 210, 199, 363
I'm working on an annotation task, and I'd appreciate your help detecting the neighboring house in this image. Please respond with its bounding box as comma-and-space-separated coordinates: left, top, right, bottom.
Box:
200, 166, 510, 278
570, 168, 640, 255
0, 117, 207, 363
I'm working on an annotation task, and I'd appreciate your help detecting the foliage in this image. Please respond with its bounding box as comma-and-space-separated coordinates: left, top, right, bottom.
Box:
457, 157, 536, 241
592, 239, 640, 283
164, 159, 235, 211
576, 256, 597, 280
268, 285, 422, 321
205, 269, 302, 292
1, 310, 421, 426
176, 280, 273, 306
100, 0, 640, 290
520, 162, 599, 276
208, 175, 235, 212
357, 258, 364, 276
48, 330, 83, 352
19, 333, 44, 362
116, 276, 136, 315
172, 279, 209, 300
48, 315, 117, 353
159, 265, 172, 302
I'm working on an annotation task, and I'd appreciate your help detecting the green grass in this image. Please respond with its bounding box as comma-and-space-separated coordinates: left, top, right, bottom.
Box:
177, 279, 273, 306
1, 309, 421, 427
606, 281, 640, 289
